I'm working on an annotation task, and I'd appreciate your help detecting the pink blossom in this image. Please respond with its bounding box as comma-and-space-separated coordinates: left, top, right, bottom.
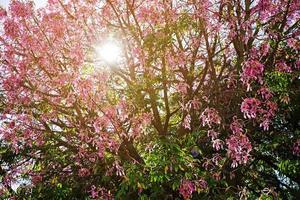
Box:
230, 117, 244, 134
89, 185, 99, 199
296, 59, 300, 70
179, 180, 195, 199
261, 43, 270, 56
140, 112, 152, 125
207, 129, 220, 140
78, 168, 90, 177
276, 61, 292, 73
93, 116, 110, 133
258, 87, 273, 100
258, 101, 278, 131
70, 44, 84, 65
266, 101, 277, 117
292, 139, 300, 156
212, 172, 221, 181
31, 174, 43, 185
10, 0, 33, 18
177, 82, 190, 94
0, 7, 7, 19
167, 51, 187, 69
113, 161, 125, 176
199, 108, 221, 127
195, 179, 207, 190
226, 133, 252, 168
241, 60, 264, 91
249, 47, 259, 59
136, 2, 165, 25
260, 118, 271, 131
42, 12, 66, 38
212, 139, 224, 151
202, 158, 213, 170
287, 38, 299, 50
189, 98, 201, 110
212, 153, 223, 165
183, 114, 191, 130
95, 142, 105, 159
241, 98, 261, 119
256, 0, 273, 20
97, 187, 113, 200
4, 19, 19, 38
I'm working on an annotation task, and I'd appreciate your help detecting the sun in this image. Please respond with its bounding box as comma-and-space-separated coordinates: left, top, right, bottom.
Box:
95, 39, 122, 65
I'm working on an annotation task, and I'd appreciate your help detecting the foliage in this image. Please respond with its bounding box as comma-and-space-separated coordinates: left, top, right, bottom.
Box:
0, 0, 299, 199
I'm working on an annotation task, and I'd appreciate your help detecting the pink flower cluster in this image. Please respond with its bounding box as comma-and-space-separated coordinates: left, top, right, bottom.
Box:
10, 0, 33, 18
260, 43, 270, 56
195, 179, 208, 190
4, 19, 19, 38
42, 12, 66, 38
207, 130, 220, 140
78, 168, 90, 177
89, 185, 99, 199
259, 101, 277, 131
183, 114, 192, 130
2, 74, 23, 91
241, 98, 261, 119
136, 2, 164, 25
179, 179, 207, 199
212, 153, 223, 165
276, 61, 292, 73
179, 180, 195, 199
287, 38, 299, 50
212, 139, 224, 151
177, 82, 190, 95
241, 93, 277, 131
230, 117, 244, 134
0, 7, 7, 19
227, 118, 252, 168
31, 174, 43, 185
207, 130, 224, 151
241, 60, 264, 91
292, 139, 300, 156
256, 0, 273, 20
258, 87, 273, 100
89, 185, 113, 199
226, 133, 252, 168
199, 108, 221, 128
187, 98, 201, 110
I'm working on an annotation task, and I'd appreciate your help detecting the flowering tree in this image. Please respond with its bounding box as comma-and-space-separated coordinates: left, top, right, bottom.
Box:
0, 0, 299, 199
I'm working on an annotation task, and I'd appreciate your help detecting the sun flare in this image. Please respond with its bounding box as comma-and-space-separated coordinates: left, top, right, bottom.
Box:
95, 39, 122, 65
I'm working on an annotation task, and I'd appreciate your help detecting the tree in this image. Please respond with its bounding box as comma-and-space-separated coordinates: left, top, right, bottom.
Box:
0, 0, 299, 199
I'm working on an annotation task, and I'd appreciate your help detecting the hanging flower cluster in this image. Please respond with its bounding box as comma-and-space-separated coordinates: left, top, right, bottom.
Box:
226, 118, 252, 168
226, 133, 252, 168
179, 179, 207, 199
241, 60, 264, 91
199, 108, 221, 128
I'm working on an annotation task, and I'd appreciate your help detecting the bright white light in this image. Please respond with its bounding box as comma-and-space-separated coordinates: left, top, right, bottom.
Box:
95, 40, 122, 64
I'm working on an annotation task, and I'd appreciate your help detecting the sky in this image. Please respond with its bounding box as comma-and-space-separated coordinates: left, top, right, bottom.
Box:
0, 0, 47, 10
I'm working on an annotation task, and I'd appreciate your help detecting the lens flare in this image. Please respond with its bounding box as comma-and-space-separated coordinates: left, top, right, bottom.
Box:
96, 40, 122, 64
